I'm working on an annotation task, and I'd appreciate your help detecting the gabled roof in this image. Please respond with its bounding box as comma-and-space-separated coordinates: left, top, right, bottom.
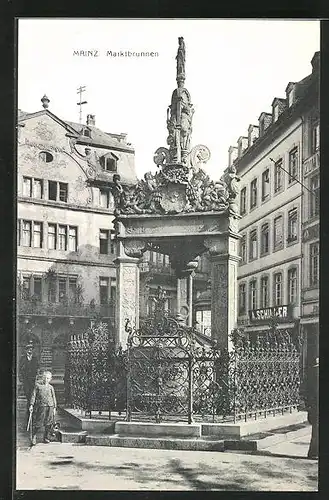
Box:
17, 108, 80, 136
65, 120, 134, 152
17, 108, 134, 152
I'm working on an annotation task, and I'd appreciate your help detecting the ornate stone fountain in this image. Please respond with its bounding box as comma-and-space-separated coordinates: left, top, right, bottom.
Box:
112, 37, 241, 349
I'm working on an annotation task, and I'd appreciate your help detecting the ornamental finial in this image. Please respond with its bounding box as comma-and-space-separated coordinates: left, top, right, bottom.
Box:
41, 94, 50, 109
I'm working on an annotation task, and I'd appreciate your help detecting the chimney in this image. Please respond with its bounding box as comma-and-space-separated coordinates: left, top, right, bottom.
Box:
258, 112, 272, 137
86, 114, 95, 126
248, 125, 259, 147
237, 136, 248, 158
228, 146, 238, 167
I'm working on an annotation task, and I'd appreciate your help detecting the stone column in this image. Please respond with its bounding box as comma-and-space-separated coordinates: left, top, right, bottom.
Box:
114, 239, 145, 349
175, 260, 198, 326
205, 231, 240, 351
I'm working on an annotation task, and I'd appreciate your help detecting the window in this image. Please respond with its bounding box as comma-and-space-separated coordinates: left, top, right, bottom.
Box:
48, 224, 56, 250
47, 274, 78, 303
311, 122, 320, 153
47, 276, 56, 303
47, 223, 77, 251
273, 106, 279, 122
33, 179, 43, 198
100, 277, 109, 304
59, 183, 68, 202
99, 189, 115, 209
22, 220, 32, 247
58, 278, 67, 303
23, 177, 32, 197
106, 158, 116, 172
260, 276, 269, 308
288, 147, 298, 184
250, 179, 257, 209
68, 227, 77, 252
239, 283, 246, 314
249, 280, 257, 310
33, 222, 43, 248
274, 272, 283, 306
261, 223, 270, 255
33, 277, 42, 301
68, 278, 77, 303
249, 229, 258, 261
274, 159, 283, 193
22, 276, 31, 299
240, 235, 247, 264
39, 151, 53, 163
287, 208, 298, 243
110, 278, 116, 301
261, 169, 270, 200
273, 215, 284, 250
288, 268, 298, 304
100, 155, 117, 172
310, 242, 319, 286
48, 181, 57, 201
288, 88, 295, 107
310, 174, 319, 218
48, 181, 68, 202
58, 225, 67, 251
110, 230, 116, 254
240, 187, 246, 215
99, 230, 109, 254
83, 128, 91, 137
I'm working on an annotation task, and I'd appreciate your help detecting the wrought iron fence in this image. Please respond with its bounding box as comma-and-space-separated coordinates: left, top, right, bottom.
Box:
125, 313, 302, 423
66, 321, 126, 416
65, 295, 302, 423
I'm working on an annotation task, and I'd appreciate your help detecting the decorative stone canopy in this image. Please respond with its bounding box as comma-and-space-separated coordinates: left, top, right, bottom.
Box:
113, 37, 241, 350
111, 37, 240, 217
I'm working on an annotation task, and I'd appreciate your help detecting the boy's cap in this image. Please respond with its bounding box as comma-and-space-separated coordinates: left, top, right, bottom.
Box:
25, 342, 33, 349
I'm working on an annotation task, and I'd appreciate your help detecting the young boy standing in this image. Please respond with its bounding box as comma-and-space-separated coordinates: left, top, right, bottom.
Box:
29, 371, 57, 446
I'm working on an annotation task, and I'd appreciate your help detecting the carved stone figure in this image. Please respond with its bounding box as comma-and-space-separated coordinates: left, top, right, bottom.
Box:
176, 37, 186, 84
227, 164, 240, 214
153, 147, 170, 167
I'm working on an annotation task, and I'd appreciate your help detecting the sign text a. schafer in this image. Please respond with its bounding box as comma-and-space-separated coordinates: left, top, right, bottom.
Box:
248, 305, 292, 323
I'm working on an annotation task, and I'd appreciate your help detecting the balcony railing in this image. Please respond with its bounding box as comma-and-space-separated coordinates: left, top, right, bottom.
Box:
303, 150, 320, 175
17, 298, 116, 318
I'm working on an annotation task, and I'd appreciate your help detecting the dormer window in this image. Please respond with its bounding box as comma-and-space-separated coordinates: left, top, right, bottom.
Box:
286, 82, 296, 108
273, 105, 279, 122
82, 128, 91, 138
100, 152, 118, 172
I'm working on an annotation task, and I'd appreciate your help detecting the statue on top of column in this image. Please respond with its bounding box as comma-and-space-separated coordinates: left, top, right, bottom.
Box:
176, 36, 186, 85
165, 37, 194, 165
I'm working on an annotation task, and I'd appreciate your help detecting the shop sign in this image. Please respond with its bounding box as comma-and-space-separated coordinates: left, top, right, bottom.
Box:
248, 305, 292, 323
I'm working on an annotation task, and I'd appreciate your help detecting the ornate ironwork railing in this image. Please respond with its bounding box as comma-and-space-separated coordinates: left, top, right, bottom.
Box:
66, 321, 126, 416
65, 289, 302, 423
18, 298, 116, 319
125, 313, 303, 423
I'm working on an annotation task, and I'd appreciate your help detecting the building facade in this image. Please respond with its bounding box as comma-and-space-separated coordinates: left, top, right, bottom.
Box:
225, 52, 319, 371
17, 98, 211, 400
300, 52, 320, 374
17, 99, 136, 399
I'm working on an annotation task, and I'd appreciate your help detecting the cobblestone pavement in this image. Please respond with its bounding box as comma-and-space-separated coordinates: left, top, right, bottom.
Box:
15, 404, 318, 491
15, 439, 318, 491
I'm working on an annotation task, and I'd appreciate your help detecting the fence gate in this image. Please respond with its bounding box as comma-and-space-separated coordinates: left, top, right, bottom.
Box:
126, 316, 194, 423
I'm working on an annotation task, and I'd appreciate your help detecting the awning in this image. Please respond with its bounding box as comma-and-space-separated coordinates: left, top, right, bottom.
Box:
300, 316, 319, 325
243, 322, 296, 332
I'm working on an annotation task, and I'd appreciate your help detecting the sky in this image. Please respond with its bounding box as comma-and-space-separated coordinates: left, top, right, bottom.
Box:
18, 19, 320, 179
